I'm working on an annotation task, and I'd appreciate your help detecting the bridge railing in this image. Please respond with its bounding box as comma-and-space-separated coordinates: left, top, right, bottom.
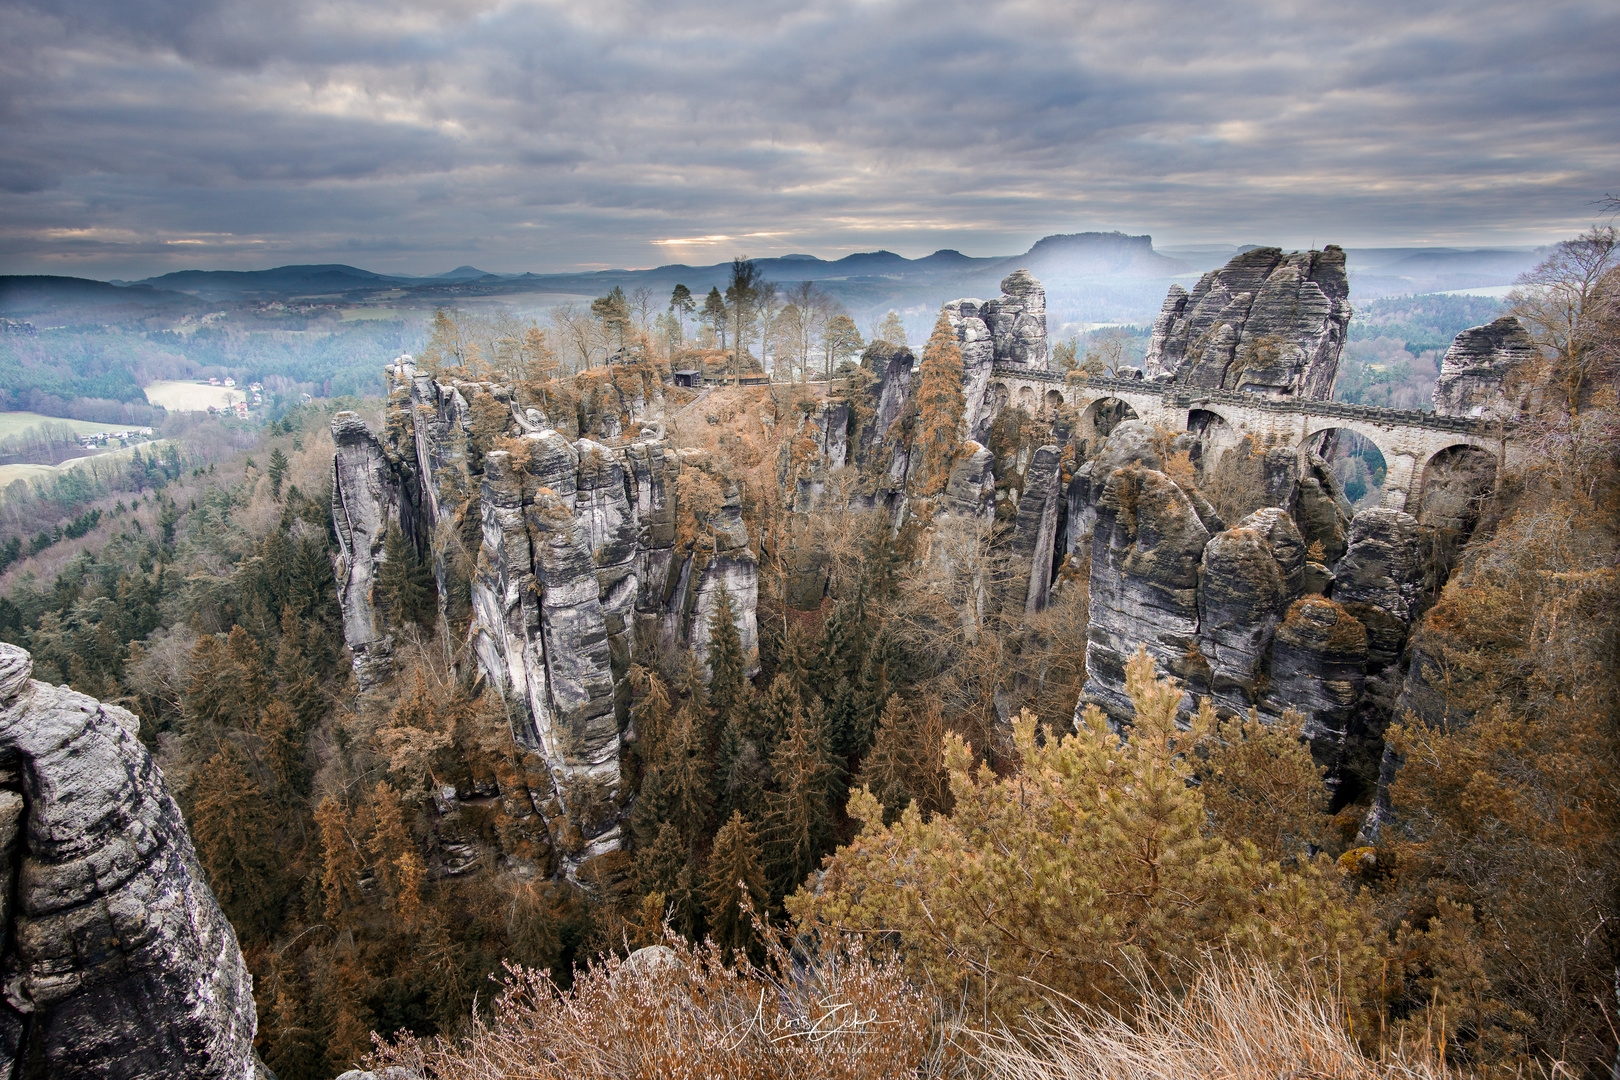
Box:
989, 364, 1495, 436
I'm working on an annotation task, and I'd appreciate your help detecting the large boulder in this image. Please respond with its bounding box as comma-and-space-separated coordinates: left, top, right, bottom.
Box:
1144, 246, 1351, 398
0, 644, 267, 1079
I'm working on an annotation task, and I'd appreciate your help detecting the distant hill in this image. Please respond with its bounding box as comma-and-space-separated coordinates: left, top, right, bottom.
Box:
134, 263, 416, 299
0, 276, 198, 317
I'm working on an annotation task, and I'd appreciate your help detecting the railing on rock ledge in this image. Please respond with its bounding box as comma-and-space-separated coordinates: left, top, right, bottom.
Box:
989, 363, 1496, 436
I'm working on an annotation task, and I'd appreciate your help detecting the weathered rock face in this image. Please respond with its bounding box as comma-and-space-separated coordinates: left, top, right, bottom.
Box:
331, 362, 759, 871
1074, 419, 1424, 762
330, 409, 422, 690
1144, 246, 1351, 397
1196, 509, 1305, 714
0, 644, 265, 1080
1332, 508, 1424, 669
1267, 596, 1369, 746
1433, 316, 1534, 418
946, 270, 1050, 438
943, 298, 997, 442
981, 269, 1048, 369
1082, 464, 1211, 718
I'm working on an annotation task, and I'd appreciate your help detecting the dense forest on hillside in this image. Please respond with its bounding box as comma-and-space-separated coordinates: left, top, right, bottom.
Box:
0, 239, 1614, 1078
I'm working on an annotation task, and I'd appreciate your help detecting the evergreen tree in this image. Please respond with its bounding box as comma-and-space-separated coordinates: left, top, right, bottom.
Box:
704, 810, 768, 962
825, 676, 862, 763
660, 703, 714, 846
277, 607, 325, 733
748, 672, 800, 748
268, 447, 290, 501
859, 693, 916, 823
702, 287, 728, 349
706, 586, 747, 735
764, 702, 835, 899
374, 523, 433, 629
912, 310, 966, 496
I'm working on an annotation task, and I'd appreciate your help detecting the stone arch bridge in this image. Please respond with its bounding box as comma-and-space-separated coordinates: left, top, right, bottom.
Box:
988, 364, 1513, 513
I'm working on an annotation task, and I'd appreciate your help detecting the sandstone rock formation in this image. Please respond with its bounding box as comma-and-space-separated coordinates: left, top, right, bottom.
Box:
1144, 246, 1351, 397
945, 270, 1049, 439
1072, 420, 1424, 763
0, 643, 265, 1080
1433, 316, 1534, 418
330, 360, 759, 870
330, 409, 422, 690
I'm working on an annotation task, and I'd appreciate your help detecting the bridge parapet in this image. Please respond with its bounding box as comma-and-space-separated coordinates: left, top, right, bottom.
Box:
990, 364, 1496, 436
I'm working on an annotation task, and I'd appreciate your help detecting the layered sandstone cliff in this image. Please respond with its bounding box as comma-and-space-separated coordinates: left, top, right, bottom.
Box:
1145, 246, 1351, 397
0, 644, 265, 1080
330, 360, 758, 868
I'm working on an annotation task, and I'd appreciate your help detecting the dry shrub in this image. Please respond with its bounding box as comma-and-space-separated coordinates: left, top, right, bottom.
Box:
976, 956, 1531, 1080
368, 929, 945, 1080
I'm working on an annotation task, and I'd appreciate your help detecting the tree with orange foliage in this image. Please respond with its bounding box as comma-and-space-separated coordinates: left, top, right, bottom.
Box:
910, 310, 965, 497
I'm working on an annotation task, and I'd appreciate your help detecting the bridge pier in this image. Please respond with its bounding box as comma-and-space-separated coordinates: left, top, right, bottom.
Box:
1379, 453, 1419, 512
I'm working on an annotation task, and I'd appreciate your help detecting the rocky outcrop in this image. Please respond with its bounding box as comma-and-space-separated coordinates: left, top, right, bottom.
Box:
1074, 420, 1423, 762
1144, 247, 1351, 397
1433, 316, 1534, 418
331, 362, 758, 871
1196, 509, 1305, 714
1082, 464, 1211, 718
1332, 508, 1424, 669
330, 410, 421, 690
0, 644, 265, 1080
946, 270, 1050, 438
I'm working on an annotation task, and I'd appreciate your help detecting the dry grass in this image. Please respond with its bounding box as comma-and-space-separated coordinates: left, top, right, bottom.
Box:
368, 929, 948, 1080
367, 943, 1538, 1080
974, 958, 1553, 1080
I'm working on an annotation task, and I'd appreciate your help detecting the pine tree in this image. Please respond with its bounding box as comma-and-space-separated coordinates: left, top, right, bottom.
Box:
704, 810, 768, 962
702, 287, 728, 348
374, 523, 432, 629
268, 447, 290, 501
913, 310, 966, 496
660, 703, 714, 846
706, 585, 747, 734
852, 630, 896, 755
257, 699, 309, 797
765, 702, 835, 899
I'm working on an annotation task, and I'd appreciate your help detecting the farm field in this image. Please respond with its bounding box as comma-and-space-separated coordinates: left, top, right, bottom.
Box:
0, 441, 166, 491
144, 380, 242, 411
0, 412, 129, 439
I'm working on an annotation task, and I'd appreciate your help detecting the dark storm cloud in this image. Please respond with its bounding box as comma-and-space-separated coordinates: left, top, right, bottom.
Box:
1, 0, 1616, 276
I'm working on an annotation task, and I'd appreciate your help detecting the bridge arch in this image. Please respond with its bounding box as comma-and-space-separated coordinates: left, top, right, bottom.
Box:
1076, 395, 1139, 456
1415, 443, 1497, 538
1302, 424, 1392, 509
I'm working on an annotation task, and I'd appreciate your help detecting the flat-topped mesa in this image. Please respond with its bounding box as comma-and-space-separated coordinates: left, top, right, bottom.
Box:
1433, 315, 1535, 418
0, 644, 267, 1079
947, 269, 1050, 439
1145, 246, 1351, 398
330, 361, 758, 872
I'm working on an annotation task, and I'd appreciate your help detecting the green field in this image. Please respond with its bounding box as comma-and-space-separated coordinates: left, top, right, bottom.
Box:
0, 411, 129, 439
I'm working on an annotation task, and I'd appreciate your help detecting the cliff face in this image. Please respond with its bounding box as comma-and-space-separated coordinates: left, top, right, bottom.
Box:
1145, 246, 1351, 397
330, 361, 758, 869
0, 644, 265, 1080
1433, 316, 1535, 418
945, 270, 1050, 440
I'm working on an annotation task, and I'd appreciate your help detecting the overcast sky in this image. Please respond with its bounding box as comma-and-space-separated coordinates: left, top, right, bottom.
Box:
1, 0, 1616, 278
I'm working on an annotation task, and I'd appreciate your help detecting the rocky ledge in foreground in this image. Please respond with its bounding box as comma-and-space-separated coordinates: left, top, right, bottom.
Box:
0, 643, 266, 1080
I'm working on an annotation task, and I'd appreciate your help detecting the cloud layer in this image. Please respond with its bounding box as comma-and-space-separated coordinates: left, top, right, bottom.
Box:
2, 0, 1616, 276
